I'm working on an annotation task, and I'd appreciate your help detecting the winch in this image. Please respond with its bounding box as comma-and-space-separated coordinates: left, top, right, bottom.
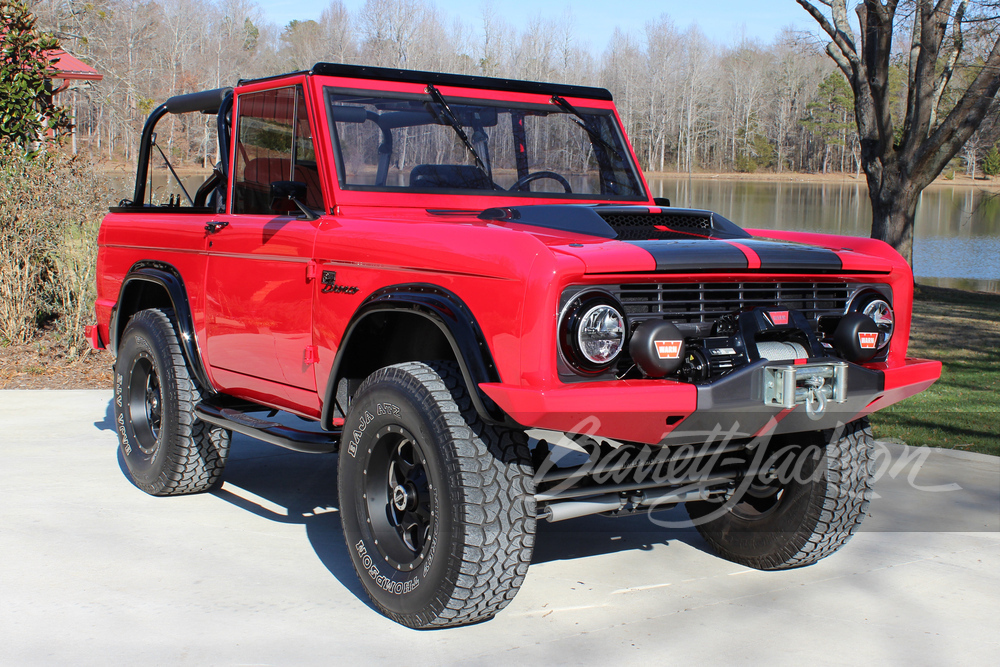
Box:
626, 305, 879, 420
653, 307, 831, 383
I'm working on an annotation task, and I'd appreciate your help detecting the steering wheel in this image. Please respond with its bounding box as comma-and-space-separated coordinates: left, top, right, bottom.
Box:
509, 171, 573, 193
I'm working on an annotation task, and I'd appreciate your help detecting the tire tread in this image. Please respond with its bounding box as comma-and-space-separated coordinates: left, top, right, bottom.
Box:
351, 361, 535, 628
692, 418, 874, 570
119, 308, 229, 496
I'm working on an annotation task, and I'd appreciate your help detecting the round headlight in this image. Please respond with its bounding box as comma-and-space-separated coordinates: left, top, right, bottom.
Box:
577, 304, 626, 364
560, 293, 627, 372
862, 298, 894, 349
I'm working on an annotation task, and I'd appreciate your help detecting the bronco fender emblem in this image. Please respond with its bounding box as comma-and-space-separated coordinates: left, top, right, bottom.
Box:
321, 270, 359, 295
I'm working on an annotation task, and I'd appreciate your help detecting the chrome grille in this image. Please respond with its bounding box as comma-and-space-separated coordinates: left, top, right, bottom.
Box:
612, 282, 853, 324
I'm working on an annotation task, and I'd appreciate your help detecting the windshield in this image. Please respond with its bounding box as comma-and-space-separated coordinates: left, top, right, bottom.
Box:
325, 89, 645, 200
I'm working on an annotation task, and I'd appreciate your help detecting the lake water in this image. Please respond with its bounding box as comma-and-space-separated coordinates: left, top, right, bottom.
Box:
135, 171, 999, 292
648, 176, 1000, 293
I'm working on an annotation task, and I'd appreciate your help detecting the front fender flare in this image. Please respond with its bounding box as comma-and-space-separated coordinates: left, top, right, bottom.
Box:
321, 284, 510, 429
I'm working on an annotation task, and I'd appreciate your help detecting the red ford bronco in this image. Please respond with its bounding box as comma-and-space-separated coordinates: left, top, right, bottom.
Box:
91, 63, 941, 628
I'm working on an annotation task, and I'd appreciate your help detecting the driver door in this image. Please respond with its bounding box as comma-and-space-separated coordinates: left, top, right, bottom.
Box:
204, 85, 324, 393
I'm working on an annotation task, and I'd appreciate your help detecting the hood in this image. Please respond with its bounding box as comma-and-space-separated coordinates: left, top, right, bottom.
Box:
477, 204, 894, 275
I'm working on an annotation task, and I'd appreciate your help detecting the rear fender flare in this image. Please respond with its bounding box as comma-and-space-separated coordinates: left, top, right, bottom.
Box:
111, 262, 214, 393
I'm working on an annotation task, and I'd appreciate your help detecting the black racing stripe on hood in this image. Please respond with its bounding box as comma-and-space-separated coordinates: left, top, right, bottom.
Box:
628, 240, 749, 272
741, 240, 843, 272
624, 239, 844, 273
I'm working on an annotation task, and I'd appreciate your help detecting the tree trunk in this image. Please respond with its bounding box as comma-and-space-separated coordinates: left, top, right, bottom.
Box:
868, 164, 918, 265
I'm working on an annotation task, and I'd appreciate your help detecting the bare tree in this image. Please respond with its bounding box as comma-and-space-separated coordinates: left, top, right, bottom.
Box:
796, 0, 1000, 265
478, 0, 503, 76
319, 1, 356, 65
47, 0, 989, 186
359, 0, 423, 68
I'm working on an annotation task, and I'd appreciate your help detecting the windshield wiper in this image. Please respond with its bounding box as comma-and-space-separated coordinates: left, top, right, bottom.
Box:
425, 84, 498, 189
550, 95, 625, 163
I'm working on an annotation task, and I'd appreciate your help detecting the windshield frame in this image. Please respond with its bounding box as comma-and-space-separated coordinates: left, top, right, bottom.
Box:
313, 76, 650, 208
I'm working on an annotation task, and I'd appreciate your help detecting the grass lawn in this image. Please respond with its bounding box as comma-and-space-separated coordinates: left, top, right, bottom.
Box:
869, 284, 1000, 456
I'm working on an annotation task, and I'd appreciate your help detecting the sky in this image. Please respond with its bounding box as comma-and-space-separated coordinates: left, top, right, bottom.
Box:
255, 0, 818, 50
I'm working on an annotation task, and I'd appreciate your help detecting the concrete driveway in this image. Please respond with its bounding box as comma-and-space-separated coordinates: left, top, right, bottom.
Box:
2, 390, 998, 665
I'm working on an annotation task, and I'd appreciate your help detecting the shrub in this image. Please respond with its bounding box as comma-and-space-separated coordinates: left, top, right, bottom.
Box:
49, 218, 101, 355
0, 141, 108, 350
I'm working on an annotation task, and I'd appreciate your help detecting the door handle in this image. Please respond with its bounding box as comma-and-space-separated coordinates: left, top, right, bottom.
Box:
205, 220, 229, 234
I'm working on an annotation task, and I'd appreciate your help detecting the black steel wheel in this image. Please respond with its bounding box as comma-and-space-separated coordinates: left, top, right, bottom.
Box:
365, 425, 434, 571
115, 308, 230, 496
339, 361, 535, 629
686, 418, 875, 570
126, 353, 162, 455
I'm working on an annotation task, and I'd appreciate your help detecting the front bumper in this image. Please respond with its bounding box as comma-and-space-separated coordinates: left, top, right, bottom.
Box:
480, 357, 941, 445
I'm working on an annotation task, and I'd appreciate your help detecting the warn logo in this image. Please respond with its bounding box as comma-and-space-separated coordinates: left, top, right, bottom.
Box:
769, 311, 789, 326
655, 340, 682, 359
859, 331, 879, 349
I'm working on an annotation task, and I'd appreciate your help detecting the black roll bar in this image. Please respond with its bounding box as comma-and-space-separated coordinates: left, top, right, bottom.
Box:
165, 87, 232, 114
129, 86, 233, 207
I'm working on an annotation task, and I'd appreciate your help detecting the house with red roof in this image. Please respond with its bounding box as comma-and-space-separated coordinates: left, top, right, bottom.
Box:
45, 46, 102, 151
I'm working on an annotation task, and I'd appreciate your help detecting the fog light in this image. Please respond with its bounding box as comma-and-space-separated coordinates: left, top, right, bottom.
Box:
862, 299, 894, 349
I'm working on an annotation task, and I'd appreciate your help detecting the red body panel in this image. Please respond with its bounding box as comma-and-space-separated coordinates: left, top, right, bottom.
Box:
480, 379, 698, 444
203, 214, 318, 391
93, 71, 940, 443
96, 211, 209, 362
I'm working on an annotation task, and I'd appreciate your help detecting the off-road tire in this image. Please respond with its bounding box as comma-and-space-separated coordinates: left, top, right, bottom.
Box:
115, 308, 230, 495
686, 418, 874, 570
338, 361, 535, 629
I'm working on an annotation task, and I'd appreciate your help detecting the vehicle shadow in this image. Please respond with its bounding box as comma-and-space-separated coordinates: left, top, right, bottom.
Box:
97, 398, 715, 602
532, 507, 710, 564
94, 397, 116, 433
210, 435, 374, 608
214, 433, 713, 586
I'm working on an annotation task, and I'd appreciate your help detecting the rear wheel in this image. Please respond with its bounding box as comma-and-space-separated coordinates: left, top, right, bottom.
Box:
114, 308, 230, 495
686, 418, 874, 570
338, 361, 535, 628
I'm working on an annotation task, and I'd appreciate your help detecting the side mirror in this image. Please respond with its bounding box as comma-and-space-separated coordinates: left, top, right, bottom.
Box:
269, 180, 319, 221
270, 180, 307, 212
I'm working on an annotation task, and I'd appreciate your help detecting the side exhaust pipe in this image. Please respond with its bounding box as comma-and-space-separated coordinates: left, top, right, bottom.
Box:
539, 487, 715, 523
540, 494, 623, 522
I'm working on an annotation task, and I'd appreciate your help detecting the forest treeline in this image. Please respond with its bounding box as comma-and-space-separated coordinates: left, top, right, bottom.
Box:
32, 0, 1000, 176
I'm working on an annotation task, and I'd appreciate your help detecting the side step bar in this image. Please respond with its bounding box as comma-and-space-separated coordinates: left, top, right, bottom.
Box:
195, 400, 341, 454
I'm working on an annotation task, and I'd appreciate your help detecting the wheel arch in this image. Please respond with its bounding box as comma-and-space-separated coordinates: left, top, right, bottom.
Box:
321, 284, 510, 430
111, 261, 214, 393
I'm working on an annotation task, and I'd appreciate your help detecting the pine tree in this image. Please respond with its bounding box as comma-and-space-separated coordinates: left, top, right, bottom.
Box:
984, 145, 1000, 178
799, 71, 855, 173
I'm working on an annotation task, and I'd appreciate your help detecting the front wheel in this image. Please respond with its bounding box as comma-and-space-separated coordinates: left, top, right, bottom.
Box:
338, 361, 535, 628
686, 418, 875, 570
